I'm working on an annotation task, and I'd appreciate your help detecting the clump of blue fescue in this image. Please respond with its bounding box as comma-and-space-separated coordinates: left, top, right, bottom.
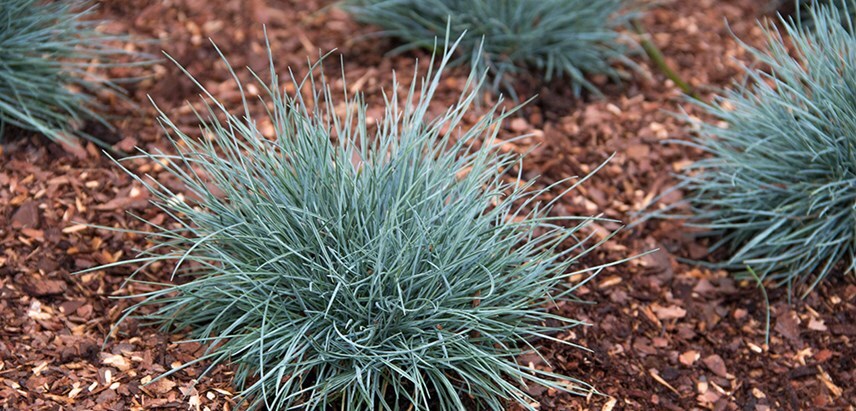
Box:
94, 37, 627, 410
0, 0, 145, 149
343, 0, 639, 97
660, 2, 856, 295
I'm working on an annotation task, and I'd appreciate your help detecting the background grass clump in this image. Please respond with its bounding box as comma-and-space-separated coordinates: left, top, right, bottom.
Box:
343, 0, 638, 97
663, 2, 856, 294
98, 38, 626, 410
0, 0, 143, 149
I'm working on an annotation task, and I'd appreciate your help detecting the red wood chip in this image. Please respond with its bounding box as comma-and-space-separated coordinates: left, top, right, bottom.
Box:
702, 354, 728, 378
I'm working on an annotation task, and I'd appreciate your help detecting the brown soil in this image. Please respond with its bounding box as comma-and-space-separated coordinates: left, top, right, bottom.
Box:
1, 0, 853, 410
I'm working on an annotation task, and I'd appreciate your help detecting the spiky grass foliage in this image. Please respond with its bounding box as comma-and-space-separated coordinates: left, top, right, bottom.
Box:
0, 0, 144, 149
94, 37, 628, 410
772, 0, 855, 26
813, 0, 856, 23
342, 0, 638, 97
660, 3, 856, 295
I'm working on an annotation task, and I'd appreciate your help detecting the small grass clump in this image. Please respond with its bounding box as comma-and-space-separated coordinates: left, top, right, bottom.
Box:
343, 0, 638, 97
662, 2, 856, 294
0, 0, 143, 149
96, 38, 627, 410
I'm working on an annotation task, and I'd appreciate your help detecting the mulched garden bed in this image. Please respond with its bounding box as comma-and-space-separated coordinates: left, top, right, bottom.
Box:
1, 0, 853, 410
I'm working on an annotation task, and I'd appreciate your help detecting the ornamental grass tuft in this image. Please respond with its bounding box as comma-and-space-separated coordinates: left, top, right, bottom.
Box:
0, 0, 145, 149
658, 2, 856, 295
342, 0, 639, 97
94, 36, 628, 410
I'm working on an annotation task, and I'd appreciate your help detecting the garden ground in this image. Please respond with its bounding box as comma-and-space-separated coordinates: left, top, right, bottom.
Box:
1, 0, 854, 409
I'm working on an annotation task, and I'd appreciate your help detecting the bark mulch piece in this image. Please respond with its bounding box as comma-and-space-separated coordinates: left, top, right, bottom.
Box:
1, 0, 853, 410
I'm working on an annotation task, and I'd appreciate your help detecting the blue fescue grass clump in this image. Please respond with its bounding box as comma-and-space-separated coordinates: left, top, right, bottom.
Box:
93, 37, 629, 410
342, 0, 638, 97
661, 2, 856, 295
0, 0, 144, 149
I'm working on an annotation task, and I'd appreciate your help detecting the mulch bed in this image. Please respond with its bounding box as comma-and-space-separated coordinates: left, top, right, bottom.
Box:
1, 0, 854, 410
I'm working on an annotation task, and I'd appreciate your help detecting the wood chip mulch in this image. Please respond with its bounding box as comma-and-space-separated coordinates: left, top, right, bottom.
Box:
1, 0, 853, 410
